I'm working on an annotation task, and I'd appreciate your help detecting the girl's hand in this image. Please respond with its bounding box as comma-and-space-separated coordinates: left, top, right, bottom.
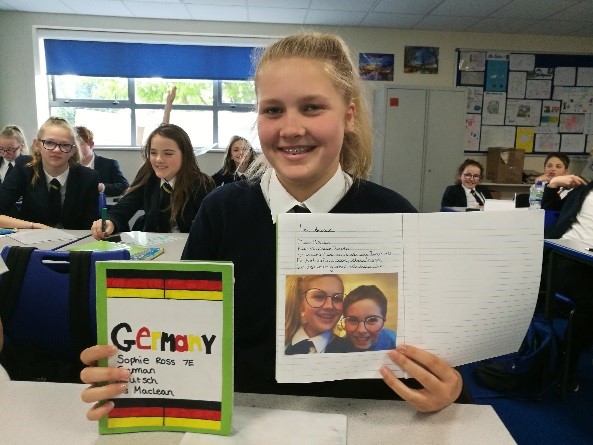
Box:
80, 345, 130, 421
379, 344, 463, 412
90, 219, 114, 240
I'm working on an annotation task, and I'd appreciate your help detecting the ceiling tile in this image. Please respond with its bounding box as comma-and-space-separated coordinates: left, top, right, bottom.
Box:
551, 1, 593, 22
466, 17, 539, 34
247, 0, 310, 8
305, 10, 366, 26
361, 12, 423, 28
62, 0, 132, 16
491, 0, 581, 20
373, 0, 442, 15
248, 7, 307, 24
530, 19, 592, 36
185, 4, 247, 21
125, 2, 191, 19
431, 0, 511, 17
183, 0, 247, 5
2, 0, 73, 13
415, 15, 480, 31
309, 0, 376, 12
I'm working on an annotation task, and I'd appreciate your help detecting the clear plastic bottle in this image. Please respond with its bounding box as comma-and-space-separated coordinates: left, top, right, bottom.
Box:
529, 181, 544, 210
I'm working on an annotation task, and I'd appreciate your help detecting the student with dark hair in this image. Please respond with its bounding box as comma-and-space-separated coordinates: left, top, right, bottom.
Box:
75, 126, 129, 196
327, 285, 396, 353
90, 124, 215, 238
0, 117, 99, 229
441, 159, 492, 209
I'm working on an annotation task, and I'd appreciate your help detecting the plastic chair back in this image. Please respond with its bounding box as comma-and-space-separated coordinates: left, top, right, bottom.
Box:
0, 247, 129, 362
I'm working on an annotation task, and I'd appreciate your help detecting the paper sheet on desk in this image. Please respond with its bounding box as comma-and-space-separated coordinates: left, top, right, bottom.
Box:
275, 210, 544, 383
180, 406, 346, 445
120, 231, 183, 246
8, 228, 78, 245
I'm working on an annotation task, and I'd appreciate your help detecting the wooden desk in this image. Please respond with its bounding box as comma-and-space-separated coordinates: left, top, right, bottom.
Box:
0, 381, 515, 445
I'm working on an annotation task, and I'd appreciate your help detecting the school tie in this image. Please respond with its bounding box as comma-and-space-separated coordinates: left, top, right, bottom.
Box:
159, 182, 173, 232
290, 204, 310, 213
48, 178, 62, 226
470, 189, 485, 206
285, 339, 315, 355
6, 162, 13, 175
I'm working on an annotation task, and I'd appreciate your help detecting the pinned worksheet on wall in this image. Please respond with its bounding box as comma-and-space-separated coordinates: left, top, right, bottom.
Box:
96, 261, 234, 436
275, 211, 544, 383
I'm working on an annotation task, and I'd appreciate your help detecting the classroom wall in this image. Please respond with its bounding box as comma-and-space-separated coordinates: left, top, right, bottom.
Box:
1, 11, 592, 181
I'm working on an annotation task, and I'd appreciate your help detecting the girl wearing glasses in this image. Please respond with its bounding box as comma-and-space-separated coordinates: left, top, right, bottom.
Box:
327, 285, 396, 353
80, 33, 463, 417
0, 125, 28, 184
0, 117, 99, 229
285, 274, 344, 355
441, 159, 492, 210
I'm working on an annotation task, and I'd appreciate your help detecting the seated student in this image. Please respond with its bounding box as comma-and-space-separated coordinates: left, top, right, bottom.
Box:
91, 124, 215, 238
441, 159, 492, 210
79, 33, 463, 420
212, 136, 257, 186
541, 173, 593, 390
0, 125, 28, 184
327, 285, 396, 353
534, 152, 569, 184
75, 126, 129, 197
0, 117, 99, 229
0, 214, 49, 229
285, 274, 344, 355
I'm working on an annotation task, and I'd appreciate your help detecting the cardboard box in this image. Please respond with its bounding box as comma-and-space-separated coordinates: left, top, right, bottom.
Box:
486, 148, 525, 184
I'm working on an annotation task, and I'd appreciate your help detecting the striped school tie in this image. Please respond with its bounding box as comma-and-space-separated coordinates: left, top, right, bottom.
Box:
159, 182, 173, 232
48, 178, 62, 226
470, 189, 485, 206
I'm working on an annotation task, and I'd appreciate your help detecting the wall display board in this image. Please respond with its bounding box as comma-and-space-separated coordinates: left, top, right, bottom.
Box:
457, 50, 593, 154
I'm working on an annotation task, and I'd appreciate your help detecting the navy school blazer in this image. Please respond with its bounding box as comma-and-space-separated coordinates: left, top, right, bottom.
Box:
0, 155, 99, 229
441, 183, 492, 209
93, 155, 129, 197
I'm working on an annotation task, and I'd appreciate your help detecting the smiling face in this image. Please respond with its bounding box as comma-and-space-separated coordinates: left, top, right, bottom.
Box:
543, 156, 568, 179
0, 136, 21, 162
230, 139, 250, 167
345, 299, 383, 350
300, 275, 344, 338
149, 134, 183, 182
459, 164, 482, 189
256, 57, 355, 202
35, 125, 75, 177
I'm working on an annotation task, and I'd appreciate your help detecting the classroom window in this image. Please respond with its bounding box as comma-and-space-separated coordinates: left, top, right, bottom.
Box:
48, 75, 256, 148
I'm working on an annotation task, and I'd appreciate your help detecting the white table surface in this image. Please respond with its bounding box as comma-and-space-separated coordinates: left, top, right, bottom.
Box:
0, 381, 516, 445
0, 229, 188, 261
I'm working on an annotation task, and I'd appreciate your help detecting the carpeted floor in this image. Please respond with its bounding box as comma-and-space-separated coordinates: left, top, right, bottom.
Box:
459, 344, 593, 444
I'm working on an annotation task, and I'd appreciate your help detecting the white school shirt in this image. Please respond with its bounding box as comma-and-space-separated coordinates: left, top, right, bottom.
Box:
288, 326, 334, 354
44, 168, 70, 205
0, 160, 15, 182
463, 185, 485, 209
562, 191, 593, 241
261, 165, 353, 223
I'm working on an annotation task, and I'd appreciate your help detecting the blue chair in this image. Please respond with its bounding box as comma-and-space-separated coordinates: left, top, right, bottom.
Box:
0, 246, 130, 381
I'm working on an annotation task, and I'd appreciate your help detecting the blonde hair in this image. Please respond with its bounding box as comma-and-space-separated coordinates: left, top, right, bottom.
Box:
284, 274, 344, 345
27, 117, 81, 185
220, 135, 256, 175
252, 32, 372, 179
0, 125, 28, 155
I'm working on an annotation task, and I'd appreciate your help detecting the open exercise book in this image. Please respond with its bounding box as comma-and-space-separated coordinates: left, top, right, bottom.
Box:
276, 210, 544, 383
96, 261, 234, 435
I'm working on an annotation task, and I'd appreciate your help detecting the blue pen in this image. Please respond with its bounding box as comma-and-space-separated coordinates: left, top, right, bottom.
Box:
101, 207, 107, 233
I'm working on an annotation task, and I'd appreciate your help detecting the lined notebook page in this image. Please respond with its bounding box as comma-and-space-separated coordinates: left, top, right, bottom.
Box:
276, 213, 404, 382
275, 210, 544, 383
406, 210, 543, 366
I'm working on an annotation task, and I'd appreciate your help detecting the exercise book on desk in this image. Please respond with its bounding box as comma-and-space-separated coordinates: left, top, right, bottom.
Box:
95, 260, 234, 436
68, 240, 164, 260
275, 210, 544, 383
